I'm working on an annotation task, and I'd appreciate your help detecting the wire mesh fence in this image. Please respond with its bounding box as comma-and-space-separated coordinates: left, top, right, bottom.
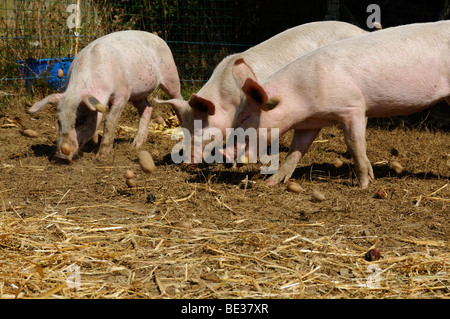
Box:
0, 0, 254, 92
1, 1, 447, 93
1, 1, 104, 91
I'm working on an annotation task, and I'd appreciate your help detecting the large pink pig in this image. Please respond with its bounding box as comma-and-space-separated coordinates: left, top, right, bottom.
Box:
229, 21, 450, 188
154, 21, 373, 161
28, 31, 184, 162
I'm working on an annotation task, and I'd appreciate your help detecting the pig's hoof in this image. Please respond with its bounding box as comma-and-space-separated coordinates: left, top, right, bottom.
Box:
95, 153, 109, 162
359, 181, 370, 189
96, 147, 111, 159
265, 176, 282, 186
132, 140, 144, 149
266, 170, 292, 186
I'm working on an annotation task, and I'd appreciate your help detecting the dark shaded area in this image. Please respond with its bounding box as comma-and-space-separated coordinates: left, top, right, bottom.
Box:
30, 143, 56, 159
109, 1, 448, 81
247, 0, 446, 41
119, 1, 447, 45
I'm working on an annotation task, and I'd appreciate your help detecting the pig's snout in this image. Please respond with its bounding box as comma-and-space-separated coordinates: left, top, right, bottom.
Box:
220, 147, 234, 164
60, 142, 71, 156
54, 142, 73, 164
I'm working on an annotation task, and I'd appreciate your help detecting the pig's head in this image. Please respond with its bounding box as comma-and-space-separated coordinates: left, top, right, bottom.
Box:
29, 93, 106, 163
153, 96, 221, 163
223, 58, 282, 162
187, 94, 232, 163
154, 87, 240, 164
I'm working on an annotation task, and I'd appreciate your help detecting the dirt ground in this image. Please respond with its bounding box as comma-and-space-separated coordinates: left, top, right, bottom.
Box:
0, 93, 449, 299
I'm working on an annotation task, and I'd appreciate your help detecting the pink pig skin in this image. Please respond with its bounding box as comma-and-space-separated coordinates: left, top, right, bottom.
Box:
28, 31, 183, 162
231, 21, 450, 189
154, 21, 371, 161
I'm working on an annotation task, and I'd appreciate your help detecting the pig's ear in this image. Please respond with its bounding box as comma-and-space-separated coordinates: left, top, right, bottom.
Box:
153, 98, 187, 114
242, 78, 268, 105
81, 94, 108, 113
232, 58, 257, 89
189, 94, 215, 115
154, 98, 189, 124
242, 79, 281, 111
28, 93, 63, 113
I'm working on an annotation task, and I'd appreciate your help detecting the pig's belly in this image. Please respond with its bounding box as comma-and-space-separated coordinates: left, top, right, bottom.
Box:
128, 76, 159, 101
362, 77, 448, 117
365, 96, 447, 118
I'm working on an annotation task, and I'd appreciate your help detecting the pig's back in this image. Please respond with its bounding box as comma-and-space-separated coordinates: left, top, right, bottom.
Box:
296, 21, 450, 116
244, 21, 367, 79
68, 31, 168, 94
197, 21, 367, 104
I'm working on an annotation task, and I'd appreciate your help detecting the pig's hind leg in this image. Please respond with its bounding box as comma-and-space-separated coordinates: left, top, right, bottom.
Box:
132, 98, 153, 148
266, 129, 321, 185
158, 60, 183, 101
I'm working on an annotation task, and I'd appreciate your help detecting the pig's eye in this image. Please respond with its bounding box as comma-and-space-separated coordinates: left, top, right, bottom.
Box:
238, 112, 250, 124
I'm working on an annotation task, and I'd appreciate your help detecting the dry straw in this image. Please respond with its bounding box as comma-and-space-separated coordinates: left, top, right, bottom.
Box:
0, 114, 448, 299
1, 177, 449, 299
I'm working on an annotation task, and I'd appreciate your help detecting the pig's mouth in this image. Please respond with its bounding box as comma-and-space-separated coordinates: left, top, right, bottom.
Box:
54, 142, 75, 164
220, 140, 250, 165
54, 152, 72, 164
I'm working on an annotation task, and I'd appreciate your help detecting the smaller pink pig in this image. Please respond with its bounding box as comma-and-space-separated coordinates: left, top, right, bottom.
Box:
229, 21, 450, 188
28, 30, 184, 163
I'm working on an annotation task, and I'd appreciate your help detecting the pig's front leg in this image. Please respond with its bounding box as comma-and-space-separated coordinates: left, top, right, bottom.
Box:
266, 128, 321, 185
97, 97, 128, 158
341, 115, 374, 189
132, 98, 153, 148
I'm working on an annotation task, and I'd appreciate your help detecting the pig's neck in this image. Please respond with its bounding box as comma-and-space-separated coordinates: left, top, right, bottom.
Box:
198, 69, 240, 113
